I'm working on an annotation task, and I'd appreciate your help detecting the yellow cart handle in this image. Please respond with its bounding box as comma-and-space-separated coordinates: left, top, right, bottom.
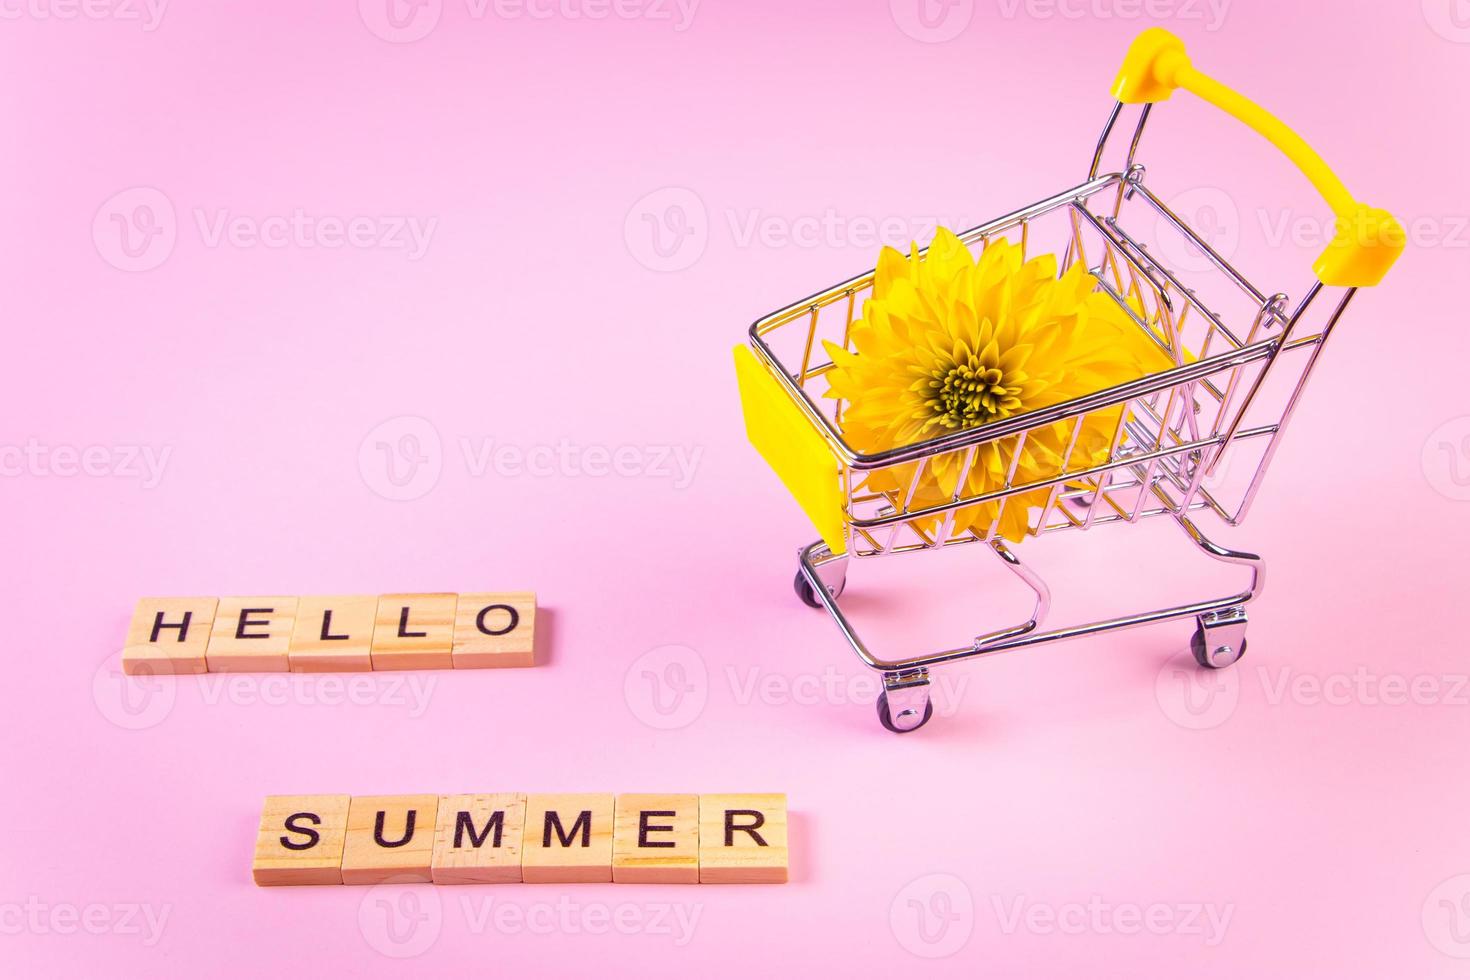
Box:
1111, 28, 1402, 288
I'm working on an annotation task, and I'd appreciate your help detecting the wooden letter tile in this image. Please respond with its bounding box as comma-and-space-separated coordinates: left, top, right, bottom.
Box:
289, 595, 376, 673
521, 794, 614, 883
452, 593, 536, 668
371, 594, 455, 670
341, 795, 440, 885
612, 794, 699, 884
206, 597, 298, 672
122, 597, 218, 675
252, 795, 351, 886
698, 794, 789, 884
430, 793, 526, 884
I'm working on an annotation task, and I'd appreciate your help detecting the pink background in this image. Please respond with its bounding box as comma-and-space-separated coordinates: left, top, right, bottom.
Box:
4, 0, 1469, 975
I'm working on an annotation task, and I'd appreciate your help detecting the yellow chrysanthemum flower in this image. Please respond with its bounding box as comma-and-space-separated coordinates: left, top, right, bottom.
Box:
823, 228, 1173, 542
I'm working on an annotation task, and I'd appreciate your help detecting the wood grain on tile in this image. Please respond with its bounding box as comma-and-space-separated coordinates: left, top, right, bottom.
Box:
340, 795, 440, 885
122, 597, 218, 675
430, 793, 527, 884
206, 597, 298, 672
698, 793, 789, 884
451, 593, 536, 668
521, 793, 615, 883
612, 794, 699, 884
252, 795, 351, 886
289, 595, 376, 673
371, 594, 455, 670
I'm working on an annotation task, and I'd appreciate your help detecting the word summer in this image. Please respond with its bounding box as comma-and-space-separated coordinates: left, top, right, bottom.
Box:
252, 794, 788, 886
122, 593, 535, 675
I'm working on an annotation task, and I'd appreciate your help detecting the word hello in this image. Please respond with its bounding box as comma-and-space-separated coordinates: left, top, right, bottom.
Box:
252, 793, 788, 886
122, 593, 535, 675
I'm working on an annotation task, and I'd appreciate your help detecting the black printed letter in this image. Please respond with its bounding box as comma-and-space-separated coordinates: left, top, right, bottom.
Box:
150, 610, 192, 643
724, 809, 768, 847
397, 606, 426, 638
475, 604, 519, 636
638, 811, 676, 848
543, 810, 592, 848
374, 809, 417, 848
236, 608, 273, 639
453, 810, 505, 849
319, 609, 349, 641
280, 812, 322, 851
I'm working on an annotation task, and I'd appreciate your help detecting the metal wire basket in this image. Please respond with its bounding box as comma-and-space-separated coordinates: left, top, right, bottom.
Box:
733, 29, 1402, 732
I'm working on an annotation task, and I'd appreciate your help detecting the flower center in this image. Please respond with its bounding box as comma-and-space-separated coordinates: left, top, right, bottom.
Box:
929, 358, 1009, 429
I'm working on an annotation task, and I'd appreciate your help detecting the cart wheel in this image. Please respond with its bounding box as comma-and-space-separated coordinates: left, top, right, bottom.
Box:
1190, 624, 1247, 669
876, 691, 934, 733
793, 570, 843, 608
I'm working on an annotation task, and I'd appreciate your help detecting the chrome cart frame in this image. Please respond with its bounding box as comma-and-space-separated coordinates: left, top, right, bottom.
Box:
737, 32, 1401, 732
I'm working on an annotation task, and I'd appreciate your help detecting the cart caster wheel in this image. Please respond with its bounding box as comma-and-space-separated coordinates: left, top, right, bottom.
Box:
1191, 623, 1247, 669
794, 571, 843, 609
876, 690, 933, 733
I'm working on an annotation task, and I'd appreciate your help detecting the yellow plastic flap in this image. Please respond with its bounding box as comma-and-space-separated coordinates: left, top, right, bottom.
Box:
733, 344, 846, 554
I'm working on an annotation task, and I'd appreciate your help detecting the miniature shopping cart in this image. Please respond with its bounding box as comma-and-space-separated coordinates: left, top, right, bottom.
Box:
734, 29, 1402, 732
